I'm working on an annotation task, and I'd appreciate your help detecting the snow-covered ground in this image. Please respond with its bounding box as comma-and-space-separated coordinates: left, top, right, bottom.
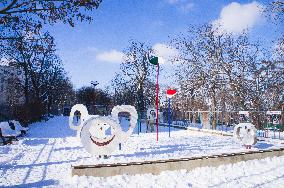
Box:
70, 156, 284, 188
0, 116, 284, 187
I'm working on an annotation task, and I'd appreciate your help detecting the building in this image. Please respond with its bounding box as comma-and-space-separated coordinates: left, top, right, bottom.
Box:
0, 65, 25, 119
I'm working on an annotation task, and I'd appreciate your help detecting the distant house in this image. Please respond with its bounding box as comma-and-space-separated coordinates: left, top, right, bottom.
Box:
0, 65, 25, 119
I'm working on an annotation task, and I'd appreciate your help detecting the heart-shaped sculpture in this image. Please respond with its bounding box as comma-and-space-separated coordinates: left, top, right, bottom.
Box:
69, 104, 137, 155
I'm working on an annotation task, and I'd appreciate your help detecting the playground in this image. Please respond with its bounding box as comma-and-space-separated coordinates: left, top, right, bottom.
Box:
1, 115, 284, 187
1, 86, 283, 187
0, 0, 283, 187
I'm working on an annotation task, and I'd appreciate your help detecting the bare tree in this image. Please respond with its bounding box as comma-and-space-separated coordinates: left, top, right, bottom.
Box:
111, 73, 137, 106
76, 86, 112, 114
0, 0, 102, 26
117, 40, 156, 112
1, 26, 73, 121
171, 25, 264, 129
266, 1, 284, 23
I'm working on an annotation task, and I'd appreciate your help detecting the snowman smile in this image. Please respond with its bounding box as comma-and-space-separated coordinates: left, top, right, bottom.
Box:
90, 135, 116, 146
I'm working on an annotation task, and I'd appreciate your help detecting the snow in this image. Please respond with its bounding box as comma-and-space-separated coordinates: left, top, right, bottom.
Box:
0, 122, 21, 136
0, 116, 284, 187
11, 120, 29, 132
69, 156, 284, 188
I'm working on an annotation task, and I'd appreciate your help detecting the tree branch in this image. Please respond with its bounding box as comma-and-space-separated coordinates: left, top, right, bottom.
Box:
0, 0, 18, 14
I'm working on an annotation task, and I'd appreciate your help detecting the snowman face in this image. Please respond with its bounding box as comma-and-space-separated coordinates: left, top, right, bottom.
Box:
70, 105, 138, 156
88, 119, 115, 146
80, 116, 121, 155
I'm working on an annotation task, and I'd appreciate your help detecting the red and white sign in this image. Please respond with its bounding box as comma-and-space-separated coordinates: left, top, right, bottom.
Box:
166, 89, 177, 98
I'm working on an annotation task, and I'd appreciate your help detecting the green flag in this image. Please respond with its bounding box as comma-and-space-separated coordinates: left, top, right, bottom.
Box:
150, 56, 158, 65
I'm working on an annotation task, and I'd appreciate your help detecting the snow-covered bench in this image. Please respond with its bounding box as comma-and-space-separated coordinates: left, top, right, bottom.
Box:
0, 127, 14, 145
10, 120, 29, 136
0, 121, 22, 145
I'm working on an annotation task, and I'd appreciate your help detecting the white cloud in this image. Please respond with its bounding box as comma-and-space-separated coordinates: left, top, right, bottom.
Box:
96, 50, 124, 63
213, 1, 264, 35
153, 43, 179, 64
180, 3, 194, 13
166, 0, 194, 13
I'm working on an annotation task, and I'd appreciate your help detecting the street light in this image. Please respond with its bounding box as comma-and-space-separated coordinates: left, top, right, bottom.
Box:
91, 81, 99, 114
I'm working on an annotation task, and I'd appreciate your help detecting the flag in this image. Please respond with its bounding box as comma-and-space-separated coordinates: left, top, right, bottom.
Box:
166, 89, 177, 98
150, 56, 158, 65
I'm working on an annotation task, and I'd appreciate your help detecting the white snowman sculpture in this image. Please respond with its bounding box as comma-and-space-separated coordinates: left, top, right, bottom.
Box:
69, 104, 138, 156
233, 123, 257, 149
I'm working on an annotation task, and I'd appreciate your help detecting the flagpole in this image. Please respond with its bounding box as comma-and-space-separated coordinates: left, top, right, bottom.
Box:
168, 97, 171, 137
156, 64, 159, 141
166, 89, 177, 138
137, 111, 140, 135
149, 56, 159, 142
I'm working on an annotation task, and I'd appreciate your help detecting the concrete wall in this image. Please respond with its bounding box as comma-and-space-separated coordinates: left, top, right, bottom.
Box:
72, 148, 284, 177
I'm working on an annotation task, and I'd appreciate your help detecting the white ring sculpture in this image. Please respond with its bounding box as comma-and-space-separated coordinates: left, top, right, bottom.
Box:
69, 104, 138, 156
69, 104, 89, 131
111, 105, 138, 142
233, 123, 257, 146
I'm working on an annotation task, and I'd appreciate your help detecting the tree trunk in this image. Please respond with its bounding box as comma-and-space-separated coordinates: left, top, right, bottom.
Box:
23, 65, 30, 104
211, 96, 217, 130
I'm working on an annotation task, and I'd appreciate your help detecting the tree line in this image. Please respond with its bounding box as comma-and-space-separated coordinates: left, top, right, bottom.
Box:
170, 25, 283, 129
0, 0, 103, 123
0, 1, 282, 129
110, 3, 283, 129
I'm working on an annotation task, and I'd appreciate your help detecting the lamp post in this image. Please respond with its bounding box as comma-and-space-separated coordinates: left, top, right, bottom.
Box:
150, 56, 159, 141
91, 81, 99, 114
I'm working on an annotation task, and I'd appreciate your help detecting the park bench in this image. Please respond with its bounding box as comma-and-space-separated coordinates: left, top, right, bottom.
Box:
0, 121, 21, 145
0, 128, 14, 145
10, 120, 29, 136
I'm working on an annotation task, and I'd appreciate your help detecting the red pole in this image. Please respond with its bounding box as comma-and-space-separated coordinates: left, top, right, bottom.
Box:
156, 64, 159, 141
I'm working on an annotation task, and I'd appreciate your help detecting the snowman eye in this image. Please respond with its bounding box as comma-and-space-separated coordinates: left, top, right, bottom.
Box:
104, 123, 106, 125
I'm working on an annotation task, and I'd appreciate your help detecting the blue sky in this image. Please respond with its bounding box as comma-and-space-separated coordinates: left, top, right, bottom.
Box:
48, 0, 283, 89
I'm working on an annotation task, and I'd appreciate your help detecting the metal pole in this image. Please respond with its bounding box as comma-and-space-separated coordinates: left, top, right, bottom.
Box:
274, 128, 276, 139
156, 64, 159, 141
139, 111, 142, 133
168, 97, 171, 137
137, 111, 140, 135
